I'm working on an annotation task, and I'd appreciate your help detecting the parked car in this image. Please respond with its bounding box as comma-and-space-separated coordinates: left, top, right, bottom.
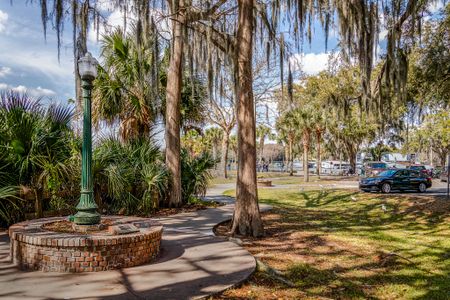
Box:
359, 169, 432, 193
407, 164, 432, 176
363, 161, 388, 177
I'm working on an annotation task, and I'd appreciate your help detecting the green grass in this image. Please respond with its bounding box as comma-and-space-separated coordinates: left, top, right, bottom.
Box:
210, 173, 357, 186
209, 171, 295, 186
223, 188, 450, 299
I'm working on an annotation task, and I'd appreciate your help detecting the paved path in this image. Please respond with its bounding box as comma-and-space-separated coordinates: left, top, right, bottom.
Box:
0, 195, 271, 300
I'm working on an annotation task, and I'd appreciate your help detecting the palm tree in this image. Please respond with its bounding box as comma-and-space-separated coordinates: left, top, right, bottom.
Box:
0, 92, 74, 218
276, 115, 296, 176
256, 125, 274, 162
0, 186, 21, 226
204, 127, 223, 162
311, 107, 328, 178
289, 106, 316, 182
229, 135, 238, 166
93, 28, 159, 141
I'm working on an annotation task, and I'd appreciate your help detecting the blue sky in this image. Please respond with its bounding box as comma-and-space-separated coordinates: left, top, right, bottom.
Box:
0, 1, 342, 106
0, 2, 76, 103
0, 1, 443, 107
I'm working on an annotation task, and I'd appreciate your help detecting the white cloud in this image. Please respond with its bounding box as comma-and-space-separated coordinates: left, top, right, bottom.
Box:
0, 48, 73, 82
0, 66, 11, 77
95, 0, 118, 12
0, 10, 8, 33
429, 1, 444, 13
289, 52, 330, 75
0, 83, 56, 97
88, 9, 133, 43
32, 86, 56, 97
88, 6, 170, 43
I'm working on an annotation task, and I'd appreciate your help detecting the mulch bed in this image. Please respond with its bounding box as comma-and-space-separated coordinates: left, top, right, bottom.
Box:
148, 202, 222, 217
40, 202, 223, 234
42, 219, 115, 234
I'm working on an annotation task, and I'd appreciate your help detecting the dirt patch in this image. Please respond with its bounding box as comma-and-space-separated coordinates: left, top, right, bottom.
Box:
149, 202, 222, 217
42, 219, 115, 234
402, 195, 450, 215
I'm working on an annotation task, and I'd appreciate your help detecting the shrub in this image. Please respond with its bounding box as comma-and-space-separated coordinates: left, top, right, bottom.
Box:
94, 137, 169, 215
181, 149, 216, 204
0, 92, 76, 225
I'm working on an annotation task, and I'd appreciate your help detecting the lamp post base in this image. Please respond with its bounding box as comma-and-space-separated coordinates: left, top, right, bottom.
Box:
73, 210, 101, 225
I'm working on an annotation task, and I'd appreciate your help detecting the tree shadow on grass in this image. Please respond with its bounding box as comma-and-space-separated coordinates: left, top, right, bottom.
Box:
249, 190, 450, 299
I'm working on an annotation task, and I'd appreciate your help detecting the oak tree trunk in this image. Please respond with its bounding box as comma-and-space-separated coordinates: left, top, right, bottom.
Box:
231, 0, 264, 237
346, 143, 357, 173
221, 132, 230, 178
437, 150, 447, 168
165, 0, 184, 208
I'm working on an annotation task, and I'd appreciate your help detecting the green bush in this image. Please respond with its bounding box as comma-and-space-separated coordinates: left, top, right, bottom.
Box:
0, 92, 77, 226
181, 149, 216, 204
94, 137, 169, 215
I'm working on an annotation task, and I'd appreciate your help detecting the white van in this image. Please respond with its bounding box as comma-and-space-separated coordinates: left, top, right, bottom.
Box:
322, 161, 351, 175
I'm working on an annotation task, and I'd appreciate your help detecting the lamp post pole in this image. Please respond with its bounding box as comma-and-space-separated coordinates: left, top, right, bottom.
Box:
74, 52, 100, 225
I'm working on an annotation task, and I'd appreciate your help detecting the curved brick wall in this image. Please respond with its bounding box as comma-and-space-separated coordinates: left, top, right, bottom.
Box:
9, 216, 163, 272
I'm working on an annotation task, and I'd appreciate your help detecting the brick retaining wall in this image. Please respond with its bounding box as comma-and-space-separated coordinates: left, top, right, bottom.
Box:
9, 216, 163, 272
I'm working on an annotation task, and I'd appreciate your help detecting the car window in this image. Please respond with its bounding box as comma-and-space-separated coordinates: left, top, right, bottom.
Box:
410, 171, 420, 178
396, 170, 409, 177
370, 163, 387, 168
410, 166, 425, 170
378, 170, 396, 177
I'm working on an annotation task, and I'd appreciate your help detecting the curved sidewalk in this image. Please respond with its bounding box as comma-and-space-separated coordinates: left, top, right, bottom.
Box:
0, 195, 271, 300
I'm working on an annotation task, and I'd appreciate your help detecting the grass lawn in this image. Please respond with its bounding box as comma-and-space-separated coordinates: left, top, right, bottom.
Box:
270, 175, 359, 186
210, 173, 358, 186
215, 189, 450, 299
209, 171, 295, 185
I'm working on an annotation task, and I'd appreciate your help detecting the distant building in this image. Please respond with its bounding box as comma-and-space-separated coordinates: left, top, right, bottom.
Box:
381, 152, 409, 162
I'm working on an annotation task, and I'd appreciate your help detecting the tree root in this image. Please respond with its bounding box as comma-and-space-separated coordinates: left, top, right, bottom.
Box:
255, 258, 296, 288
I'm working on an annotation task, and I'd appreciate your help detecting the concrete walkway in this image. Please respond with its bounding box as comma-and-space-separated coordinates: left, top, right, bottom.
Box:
0, 195, 271, 300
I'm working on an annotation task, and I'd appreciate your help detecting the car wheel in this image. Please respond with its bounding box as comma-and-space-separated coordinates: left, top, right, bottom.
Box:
418, 183, 427, 193
381, 183, 391, 194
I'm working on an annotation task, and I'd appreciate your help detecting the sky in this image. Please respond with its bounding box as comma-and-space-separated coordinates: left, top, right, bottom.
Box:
0, 1, 443, 107
0, 1, 340, 106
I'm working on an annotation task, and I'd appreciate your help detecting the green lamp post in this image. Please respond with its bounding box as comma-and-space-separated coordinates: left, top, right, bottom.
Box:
73, 52, 101, 225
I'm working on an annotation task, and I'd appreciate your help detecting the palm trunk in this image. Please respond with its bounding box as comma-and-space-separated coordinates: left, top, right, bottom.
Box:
289, 137, 293, 176
284, 143, 289, 173
34, 189, 43, 218
316, 131, 321, 178
231, 0, 264, 237
303, 131, 310, 182
165, 0, 184, 208
221, 133, 230, 178
212, 144, 218, 161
